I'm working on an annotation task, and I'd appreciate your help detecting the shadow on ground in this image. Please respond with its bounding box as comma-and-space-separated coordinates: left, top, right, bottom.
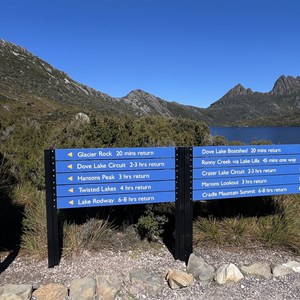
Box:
0, 193, 23, 273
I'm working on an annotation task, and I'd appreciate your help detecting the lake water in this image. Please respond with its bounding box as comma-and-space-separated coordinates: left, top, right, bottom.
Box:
210, 127, 300, 144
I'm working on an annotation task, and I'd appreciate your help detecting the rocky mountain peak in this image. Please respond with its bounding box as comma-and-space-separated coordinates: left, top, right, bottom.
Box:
224, 84, 253, 98
126, 89, 152, 99
119, 89, 173, 117
270, 75, 300, 95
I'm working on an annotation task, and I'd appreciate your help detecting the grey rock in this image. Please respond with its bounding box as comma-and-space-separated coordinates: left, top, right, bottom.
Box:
129, 268, 164, 295
69, 277, 96, 300
96, 275, 122, 300
166, 270, 194, 289
241, 263, 272, 279
187, 253, 215, 285
74, 112, 90, 124
214, 263, 244, 284
271, 264, 294, 277
0, 284, 32, 300
2, 124, 15, 140
283, 260, 300, 273
0, 295, 23, 300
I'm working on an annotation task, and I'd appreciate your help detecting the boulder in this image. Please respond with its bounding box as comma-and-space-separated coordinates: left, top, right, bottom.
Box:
214, 263, 244, 284
166, 270, 194, 289
74, 113, 90, 124
283, 261, 300, 273
0, 295, 23, 300
0, 284, 32, 300
69, 277, 96, 300
187, 253, 215, 285
241, 263, 272, 279
271, 264, 294, 277
32, 283, 68, 300
129, 268, 164, 295
96, 275, 122, 300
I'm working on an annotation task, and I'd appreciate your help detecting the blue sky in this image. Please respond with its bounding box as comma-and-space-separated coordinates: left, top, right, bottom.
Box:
1, 0, 300, 108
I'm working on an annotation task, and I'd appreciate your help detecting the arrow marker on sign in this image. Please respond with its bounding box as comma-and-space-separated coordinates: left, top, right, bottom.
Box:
68, 188, 74, 193
68, 176, 73, 181
68, 164, 73, 169
69, 200, 74, 205
68, 152, 73, 157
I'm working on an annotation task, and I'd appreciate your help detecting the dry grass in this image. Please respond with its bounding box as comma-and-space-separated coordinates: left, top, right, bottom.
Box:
62, 217, 115, 257
12, 182, 41, 206
20, 185, 47, 257
194, 215, 258, 247
0, 155, 11, 191
194, 194, 300, 253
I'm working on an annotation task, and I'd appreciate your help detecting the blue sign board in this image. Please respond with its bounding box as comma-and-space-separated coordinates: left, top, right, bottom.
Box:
194, 155, 300, 168
194, 174, 300, 189
56, 191, 176, 209
193, 144, 300, 201
194, 165, 300, 179
55, 147, 175, 161
56, 169, 175, 185
56, 158, 175, 173
52, 145, 300, 206
54, 147, 176, 208
194, 144, 300, 157
56, 180, 175, 197
193, 185, 300, 201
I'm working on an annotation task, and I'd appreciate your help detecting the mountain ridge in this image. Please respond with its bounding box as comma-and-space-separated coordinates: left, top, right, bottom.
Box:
0, 39, 208, 123
1, 39, 300, 126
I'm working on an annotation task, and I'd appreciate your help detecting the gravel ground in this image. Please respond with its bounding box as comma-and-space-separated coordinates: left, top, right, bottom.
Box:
0, 244, 300, 299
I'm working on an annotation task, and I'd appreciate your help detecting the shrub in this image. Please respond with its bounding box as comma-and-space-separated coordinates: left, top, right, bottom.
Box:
11, 182, 40, 207
258, 195, 300, 252
194, 195, 300, 253
62, 217, 114, 257
194, 216, 222, 245
210, 135, 227, 146
137, 204, 171, 241
20, 186, 47, 257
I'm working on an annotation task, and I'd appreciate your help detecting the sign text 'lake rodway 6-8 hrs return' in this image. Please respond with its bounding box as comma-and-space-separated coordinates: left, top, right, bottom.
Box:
193, 144, 300, 201
54, 147, 176, 208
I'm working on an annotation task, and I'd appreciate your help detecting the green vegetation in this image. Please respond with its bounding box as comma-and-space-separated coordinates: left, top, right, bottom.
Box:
0, 112, 210, 256
62, 217, 114, 257
1, 104, 300, 258
1, 40, 300, 259
194, 194, 300, 253
206, 92, 300, 126
20, 186, 47, 256
137, 204, 174, 241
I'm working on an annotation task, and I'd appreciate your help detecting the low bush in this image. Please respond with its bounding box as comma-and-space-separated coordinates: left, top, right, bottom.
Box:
194, 194, 300, 253
62, 217, 114, 257
20, 186, 47, 257
137, 204, 171, 241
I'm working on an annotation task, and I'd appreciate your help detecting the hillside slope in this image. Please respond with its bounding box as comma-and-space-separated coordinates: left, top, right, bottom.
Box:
0, 39, 206, 126
207, 77, 300, 125
1, 39, 300, 126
